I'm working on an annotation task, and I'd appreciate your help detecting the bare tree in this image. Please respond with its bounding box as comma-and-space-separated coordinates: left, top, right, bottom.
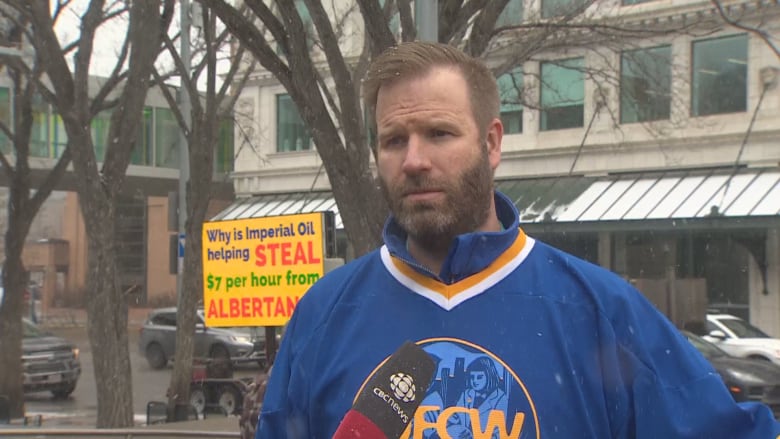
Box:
0, 6, 71, 419
151, 3, 254, 420
3, 0, 174, 427
201, 0, 737, 255
205, 0, 389, 255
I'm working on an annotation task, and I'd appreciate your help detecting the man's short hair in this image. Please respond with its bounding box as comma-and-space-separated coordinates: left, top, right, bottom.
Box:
363, 42, 500, 140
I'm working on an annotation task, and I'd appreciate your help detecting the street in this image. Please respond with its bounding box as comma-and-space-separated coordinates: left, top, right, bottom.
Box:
23, 322, 260, 427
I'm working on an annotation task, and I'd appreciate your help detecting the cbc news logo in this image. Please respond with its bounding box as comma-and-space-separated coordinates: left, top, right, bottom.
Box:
389, 372, 416, 403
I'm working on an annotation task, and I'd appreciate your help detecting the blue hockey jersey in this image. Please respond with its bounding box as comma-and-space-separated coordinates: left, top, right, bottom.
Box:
257, 191, 780, 438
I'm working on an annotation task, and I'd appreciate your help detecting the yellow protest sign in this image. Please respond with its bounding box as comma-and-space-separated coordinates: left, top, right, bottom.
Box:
201, 212, 326, 326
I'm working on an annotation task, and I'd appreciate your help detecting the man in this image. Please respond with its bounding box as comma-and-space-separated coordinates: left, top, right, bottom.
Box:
256, 42, 780, 438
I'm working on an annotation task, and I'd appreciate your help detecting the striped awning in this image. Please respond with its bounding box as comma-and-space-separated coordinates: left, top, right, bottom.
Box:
498, 167, 780, 224
211, 192, 344, 228
212, 167, 780, 230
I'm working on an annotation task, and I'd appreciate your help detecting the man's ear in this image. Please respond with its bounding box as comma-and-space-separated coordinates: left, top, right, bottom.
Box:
485, 117, 503, 170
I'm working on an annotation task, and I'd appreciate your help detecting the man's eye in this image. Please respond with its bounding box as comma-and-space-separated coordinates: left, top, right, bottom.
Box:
431, 129, 450, 138
384, 136, 405, 147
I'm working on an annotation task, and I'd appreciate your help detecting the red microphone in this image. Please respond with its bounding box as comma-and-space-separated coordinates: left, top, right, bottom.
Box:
333, 410, 388, 438
332, 341, 436, 439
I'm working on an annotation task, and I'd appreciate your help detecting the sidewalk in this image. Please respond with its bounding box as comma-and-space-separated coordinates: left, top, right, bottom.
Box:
1, 416, 240, 438
37, 307, 152, 329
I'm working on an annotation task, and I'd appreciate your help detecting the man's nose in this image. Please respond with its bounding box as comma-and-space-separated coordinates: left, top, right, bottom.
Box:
401, 135, 431, 173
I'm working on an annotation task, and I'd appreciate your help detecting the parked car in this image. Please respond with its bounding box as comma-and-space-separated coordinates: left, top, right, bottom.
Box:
22, 318, 81, 398
138, 307, 269, 370
704, 312, 780, 365
683, 330, 780, 416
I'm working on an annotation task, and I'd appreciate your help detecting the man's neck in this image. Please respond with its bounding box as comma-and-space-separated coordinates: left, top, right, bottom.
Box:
406, 213, 504, 276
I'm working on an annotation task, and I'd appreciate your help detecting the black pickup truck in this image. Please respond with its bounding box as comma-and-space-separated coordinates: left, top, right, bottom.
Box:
22, 319, 81, 398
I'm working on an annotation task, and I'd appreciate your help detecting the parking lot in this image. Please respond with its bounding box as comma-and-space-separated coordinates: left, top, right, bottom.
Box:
22, 308, 260, 428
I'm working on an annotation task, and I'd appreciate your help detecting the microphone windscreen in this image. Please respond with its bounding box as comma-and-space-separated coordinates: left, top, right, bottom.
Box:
332, 409, 388, 439
350, 341, 436, 439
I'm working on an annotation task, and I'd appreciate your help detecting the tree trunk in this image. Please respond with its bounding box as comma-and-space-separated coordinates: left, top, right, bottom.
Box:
0, 169, 35, 419
0, 236, 29, 419
81, 194, 134, 428
166, 122, 215, 418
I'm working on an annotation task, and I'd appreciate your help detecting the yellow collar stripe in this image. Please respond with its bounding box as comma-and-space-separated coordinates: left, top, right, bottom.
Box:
383, 229, 531, 307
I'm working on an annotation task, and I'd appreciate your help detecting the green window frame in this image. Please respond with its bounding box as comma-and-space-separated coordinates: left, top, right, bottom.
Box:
131, 107, 153, 166
91, 111, 112, 162
497, 69, 524, 134
691, 34, 748, 117
30, 95, 49, 158
51, 114, 68, 158
620, 45, 672, 124
540, 58, 584, 131
216, 117, 234, 173
154, 107, 180, 168
276, 94, 312, 152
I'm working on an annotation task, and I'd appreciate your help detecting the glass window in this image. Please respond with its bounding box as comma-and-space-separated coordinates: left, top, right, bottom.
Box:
276, 94, 312, 152
91, 111, 111, 162
131, 107, 153, 166
542, 0, 588, 19
692, 34, 748, 116
497, 0, 523, 27
540, 58, 584, 131
620, 46, 671, 123
154, 107, 180, 168
51, 114, 67, 158
379, 0, 401, 38
497, 69, 524, 134
30, 95, 49, 158
296, 0, 315, 49
0, 87, 10, 154
216, 117, 234, 173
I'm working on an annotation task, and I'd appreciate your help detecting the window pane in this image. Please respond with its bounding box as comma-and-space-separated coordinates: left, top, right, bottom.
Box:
276, 94, 312, 152
542, 0, 588, 18
501, 111, 523, 135
51, 114, 67, 158
296, 0, 315, 49
0, 87, 10, 154
154, 107, 180, 168
131, 107, 153, 165
540, 58, 584, 131
497, 69, 523, 134
216, 117, 234, 173
31, 96, 49, 158
379, 0, 401, 38
91, 111, 111, 162
692, 34, 748, 116
497, 0, 523, 27
620, 45, 671, 123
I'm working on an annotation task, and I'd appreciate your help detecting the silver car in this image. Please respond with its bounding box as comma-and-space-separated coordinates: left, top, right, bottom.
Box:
138, 307, 267, 370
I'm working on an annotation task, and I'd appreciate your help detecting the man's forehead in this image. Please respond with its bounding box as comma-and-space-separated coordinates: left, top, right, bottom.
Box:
376, 65, 464, 95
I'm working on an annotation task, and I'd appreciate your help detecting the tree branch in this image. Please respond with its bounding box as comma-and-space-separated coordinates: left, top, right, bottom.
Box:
711, 0, 780, 58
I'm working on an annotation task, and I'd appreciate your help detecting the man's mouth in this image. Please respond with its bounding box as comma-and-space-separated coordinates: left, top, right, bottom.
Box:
404, 189, 443, 202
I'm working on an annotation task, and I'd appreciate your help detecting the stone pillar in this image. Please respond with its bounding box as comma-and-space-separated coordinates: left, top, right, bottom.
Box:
598, 232, 612, 270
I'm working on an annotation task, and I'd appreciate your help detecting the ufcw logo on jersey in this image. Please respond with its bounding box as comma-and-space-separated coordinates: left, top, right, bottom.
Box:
403, 407, 526, 438
357, 338, 540, 439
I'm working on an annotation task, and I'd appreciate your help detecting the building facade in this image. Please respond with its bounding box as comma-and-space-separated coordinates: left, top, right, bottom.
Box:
227, 0, 780, 333
0, 75, 235, 309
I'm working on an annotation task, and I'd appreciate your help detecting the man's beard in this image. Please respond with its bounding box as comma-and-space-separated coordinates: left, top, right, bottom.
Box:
380, 147, 494, 254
